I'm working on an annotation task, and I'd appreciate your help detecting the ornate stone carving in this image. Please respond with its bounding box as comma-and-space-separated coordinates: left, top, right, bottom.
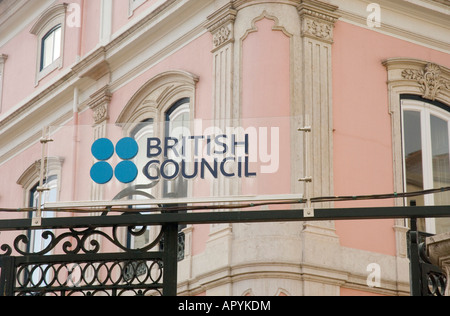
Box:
88, 85, 112, 125
213, 26, 232, 48
303, 18, 333, 41
402, 63, 450, 101
206, 4, 237, 52
298, 0, 339, 44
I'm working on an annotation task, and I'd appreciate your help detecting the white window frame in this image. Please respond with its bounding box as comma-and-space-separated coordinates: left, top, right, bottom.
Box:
402, 99, 450, 233
40, 25, 62, 72
30, 4, 67, 85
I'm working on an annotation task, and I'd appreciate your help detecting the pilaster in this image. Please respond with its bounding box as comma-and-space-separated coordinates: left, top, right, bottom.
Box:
297, 0, 339, 236
206, 4, 237, 238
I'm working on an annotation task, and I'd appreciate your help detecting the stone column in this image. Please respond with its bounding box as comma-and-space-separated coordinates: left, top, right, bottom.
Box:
427, 232, 450, 296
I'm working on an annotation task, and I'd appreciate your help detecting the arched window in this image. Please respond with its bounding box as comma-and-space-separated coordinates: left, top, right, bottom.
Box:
127, 99, 190, 254
30, 3, 67, 83
28, 175, 58, 253
40, 24, 62, 71
402, 96, 450, 234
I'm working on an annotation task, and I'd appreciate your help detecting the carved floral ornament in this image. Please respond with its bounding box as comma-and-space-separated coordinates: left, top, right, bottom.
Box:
402, 63, 450, 101
213, 26, 232, 48
304, 18, 333, 41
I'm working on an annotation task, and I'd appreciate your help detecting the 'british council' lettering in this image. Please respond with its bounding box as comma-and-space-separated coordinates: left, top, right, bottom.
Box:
90, 127, 280, 185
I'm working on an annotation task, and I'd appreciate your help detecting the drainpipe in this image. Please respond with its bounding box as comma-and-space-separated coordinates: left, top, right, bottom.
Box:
72, 87, 79, 202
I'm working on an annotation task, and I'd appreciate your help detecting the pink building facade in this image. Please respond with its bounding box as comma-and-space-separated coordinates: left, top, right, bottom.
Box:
0, 0, 449, 296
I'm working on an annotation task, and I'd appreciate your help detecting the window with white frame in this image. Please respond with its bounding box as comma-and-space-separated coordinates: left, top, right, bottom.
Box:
30, 4, 67, 83
402, 96, 450, 234
40, 25, 62, 71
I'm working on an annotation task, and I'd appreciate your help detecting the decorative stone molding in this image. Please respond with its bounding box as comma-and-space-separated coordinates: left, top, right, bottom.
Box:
426, 232, 450, 296
384, 58, 450, 259
401, 63, 450, 102
88, 85, 112, 125
17, 156, 64, 207
206, 4, 237, 53
116, 70, 198, 126
17, 157, 64, 189
298, 0, 340, 44
29, 3, 68, 35
384, 58, 450, 105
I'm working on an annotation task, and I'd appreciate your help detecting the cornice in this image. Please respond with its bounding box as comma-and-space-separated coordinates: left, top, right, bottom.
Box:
332, 0, 450, 53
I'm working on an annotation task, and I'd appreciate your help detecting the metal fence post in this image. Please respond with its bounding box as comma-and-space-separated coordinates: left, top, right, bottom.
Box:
162, 223, 179, 296
0, 257, 15, 297
408, 218, 421, 296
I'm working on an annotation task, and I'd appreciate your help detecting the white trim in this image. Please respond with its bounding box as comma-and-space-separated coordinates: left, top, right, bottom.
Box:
129, 0, 147, 17
100, 0, 113, 45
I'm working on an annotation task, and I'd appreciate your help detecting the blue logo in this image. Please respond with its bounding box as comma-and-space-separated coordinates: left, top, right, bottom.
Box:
90, 138, 139, 184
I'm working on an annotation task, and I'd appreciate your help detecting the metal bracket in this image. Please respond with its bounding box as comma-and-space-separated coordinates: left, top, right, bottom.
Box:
299, 177, 313, 183
298, 126, 312, 133
32, 217, 42, 227
304, 207, 315, 218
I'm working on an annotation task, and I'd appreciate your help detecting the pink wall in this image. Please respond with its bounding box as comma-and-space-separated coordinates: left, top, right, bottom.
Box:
241, 18, 291, 198
112, 0, 163, 35
81, 0, 101, 56
332, 21, 450, 256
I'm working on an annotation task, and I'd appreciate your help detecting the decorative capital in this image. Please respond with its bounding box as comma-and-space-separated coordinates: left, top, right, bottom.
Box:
206, 4, 237, 52
298, 0, 340, 44
88, 85, 112, 125
402, 63, 450, 101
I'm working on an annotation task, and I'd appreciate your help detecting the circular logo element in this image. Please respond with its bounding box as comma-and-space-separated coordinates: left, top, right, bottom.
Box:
115, 161, 138, 184
115, 137, 139, 160
91, 138, 114, 161
90, 162, 114, 184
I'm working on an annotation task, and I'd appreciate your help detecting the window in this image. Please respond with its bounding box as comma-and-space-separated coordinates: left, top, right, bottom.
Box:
164, 98, 190, 199
117, 70, 197, 257
127, 99, 190, 255
28, 176, 58, 254
26, 176, 58, 287
402, 96, 450, 234
40, 25, 62, 71
30, 4, 67, 83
